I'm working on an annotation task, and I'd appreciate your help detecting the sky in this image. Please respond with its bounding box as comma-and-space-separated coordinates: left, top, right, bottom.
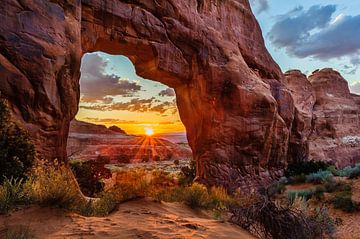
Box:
76, 1, 360, 135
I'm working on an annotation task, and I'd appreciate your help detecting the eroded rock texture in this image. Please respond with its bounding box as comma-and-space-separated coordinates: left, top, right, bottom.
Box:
285, 69, 360, 168
0, 0, 82, 159
1, 1, 358, 190
1, 0, 289, 190
308, 69, 360, 167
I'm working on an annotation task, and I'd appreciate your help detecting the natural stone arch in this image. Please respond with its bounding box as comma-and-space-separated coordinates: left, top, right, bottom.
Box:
0, 0, 294, 190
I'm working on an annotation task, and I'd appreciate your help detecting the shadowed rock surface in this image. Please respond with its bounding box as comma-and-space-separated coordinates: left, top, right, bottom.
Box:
1, 0, 359, 190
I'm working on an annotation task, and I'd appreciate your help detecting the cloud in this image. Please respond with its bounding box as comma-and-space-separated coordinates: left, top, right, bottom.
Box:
80, 98, 178, 115
250, 0, 269, 14
350, 82, 360, 95
80, 53, 141, 103
158, 88, 175, 97
268, 5, 360, 60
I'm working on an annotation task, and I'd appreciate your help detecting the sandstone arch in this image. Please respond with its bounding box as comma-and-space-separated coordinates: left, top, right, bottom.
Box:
0, 0, 294, 190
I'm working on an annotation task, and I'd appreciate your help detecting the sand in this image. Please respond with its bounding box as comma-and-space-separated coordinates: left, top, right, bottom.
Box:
0, 199, 254, 239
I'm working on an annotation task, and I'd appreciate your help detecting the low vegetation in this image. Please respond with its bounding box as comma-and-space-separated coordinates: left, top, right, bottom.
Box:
0, 97, 36, 184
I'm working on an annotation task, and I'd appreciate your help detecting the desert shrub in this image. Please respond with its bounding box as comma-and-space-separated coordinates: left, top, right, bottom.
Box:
208, 186, 233, 210
183, 183, 210, 209
313, 186, 326, 200
265, 177, 287, 197
287, 174, 307, 184
330, 191, 359, 212
349, 170, 360, 179
28, 160, 81, 208
70, 158, 112, 197
178, 160, 196, 186
326, 165, 337, 174
285, 160, 331, 178
0, 97, 36, 184
323, 179, 351, 193
336, 164, 360, 177
306, 170, 333, 184
0, 178, 31, 214
287, 189, 314, 204
78, 192, 118, 217
1, 225, 34, 239
230, 195, 332, 239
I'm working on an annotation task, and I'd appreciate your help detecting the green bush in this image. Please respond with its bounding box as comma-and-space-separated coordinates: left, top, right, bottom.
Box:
306, 170, 333, 184
70, 158, 112, 197
336, 164, 360, 177
287, 189, 314, 204
0, 178, 31, 214
323, 179, 351, 193
331, 191, 359, 212
285, 160, 331, 178
0, 98, 36, 184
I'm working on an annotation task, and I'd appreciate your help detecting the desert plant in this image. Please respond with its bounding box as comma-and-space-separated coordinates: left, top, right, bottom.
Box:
28, 160, 81, 208
183, 183, 210, 209
287, 174, 307, 184
78, 192, 118, 217
285, 160, 331, 178
70, 158, 111, 197
0, 177, 31, 214
265, 177, 287, 197
323, 179, 351, 193
0, 97, 36, 184
330, 191, 359, 212
306, 170, 333, 184
230, 194, 331, 239
336, 164, 360, 177
208, 186, 233, 210
178, 160, 196, 186
287, 189, 315, 204
1, 225, 34, 239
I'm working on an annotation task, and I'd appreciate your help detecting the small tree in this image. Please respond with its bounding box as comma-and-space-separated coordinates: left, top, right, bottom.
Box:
0, 97, 36, 183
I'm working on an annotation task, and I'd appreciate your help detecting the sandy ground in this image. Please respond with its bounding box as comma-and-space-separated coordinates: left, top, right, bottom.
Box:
0, 199, 254, 239
331, 178, 360, 239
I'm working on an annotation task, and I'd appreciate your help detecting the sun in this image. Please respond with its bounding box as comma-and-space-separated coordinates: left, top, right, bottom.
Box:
144, 127, 154, 136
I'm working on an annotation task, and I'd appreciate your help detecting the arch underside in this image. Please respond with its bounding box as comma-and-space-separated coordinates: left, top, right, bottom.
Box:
0, 0, 294, 190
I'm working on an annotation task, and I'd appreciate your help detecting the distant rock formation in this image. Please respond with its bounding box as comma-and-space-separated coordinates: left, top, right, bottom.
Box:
285, 68, 360, 168
70, 119, 127, 135
108, 125, 127, 135
67, 120, 192, 163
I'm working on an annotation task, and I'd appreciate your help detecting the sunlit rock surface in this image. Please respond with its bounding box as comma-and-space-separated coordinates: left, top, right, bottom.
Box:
1, 0, 359, 190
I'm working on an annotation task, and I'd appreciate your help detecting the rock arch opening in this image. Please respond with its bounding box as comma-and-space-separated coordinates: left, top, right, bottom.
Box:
67, 52, 193, 196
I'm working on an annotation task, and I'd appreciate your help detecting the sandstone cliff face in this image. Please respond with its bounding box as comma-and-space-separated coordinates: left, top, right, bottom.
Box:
285, 69, 360, 168
1, 0, 290, 190
308, 69, 360, 167
0, 0, 82, 159
2, 0, 358, 190
284, 70, 316, 162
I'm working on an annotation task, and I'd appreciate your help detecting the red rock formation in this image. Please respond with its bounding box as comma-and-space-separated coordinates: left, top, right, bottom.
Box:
284, 70, 316, 162
1, 0, 291, 190
308, 69, 360, 167
284, 68, 360, 168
